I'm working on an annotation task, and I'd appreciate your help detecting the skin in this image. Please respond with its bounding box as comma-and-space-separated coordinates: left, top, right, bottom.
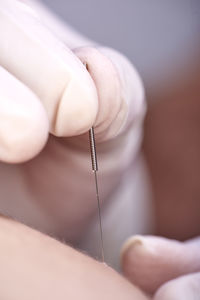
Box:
0, 215, 149, 300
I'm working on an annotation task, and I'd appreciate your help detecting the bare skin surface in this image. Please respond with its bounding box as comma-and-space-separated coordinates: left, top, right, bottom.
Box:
0, 215, 149, 300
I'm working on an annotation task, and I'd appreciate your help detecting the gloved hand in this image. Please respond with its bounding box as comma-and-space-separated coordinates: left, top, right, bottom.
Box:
0, 0, 145, 241
121, 235, 200, 299
0, 2, 148, 299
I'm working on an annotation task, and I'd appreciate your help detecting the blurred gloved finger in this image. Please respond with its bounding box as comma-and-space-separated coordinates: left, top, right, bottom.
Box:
121, 235, 200, 295
0, 65, 48, 163
153, 272, 200, 300
74, 46, 145, 142
0, 0, 98, 137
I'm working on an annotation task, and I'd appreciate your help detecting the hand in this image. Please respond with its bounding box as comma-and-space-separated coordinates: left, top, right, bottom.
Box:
0, 1, 145, 242
121, 235, 200, 299
0, 1, 148, 299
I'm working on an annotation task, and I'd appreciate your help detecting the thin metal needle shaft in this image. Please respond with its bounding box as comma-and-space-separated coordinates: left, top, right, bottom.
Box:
89, 127, 105, 262
94, 170, 105, 262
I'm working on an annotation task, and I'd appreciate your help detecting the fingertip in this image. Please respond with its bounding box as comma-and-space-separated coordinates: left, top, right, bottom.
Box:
53, 73, 98, 136
96, 47, 146, 134
120, 235, 154, 294
120, 235, 144, 260
121, 235, 156, 269
121, 235, 174, 295
74, 46, 124, 141
121, 235, 200, 296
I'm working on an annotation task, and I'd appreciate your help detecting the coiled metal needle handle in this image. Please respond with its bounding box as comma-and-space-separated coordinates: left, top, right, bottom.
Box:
89, 127, 98, 172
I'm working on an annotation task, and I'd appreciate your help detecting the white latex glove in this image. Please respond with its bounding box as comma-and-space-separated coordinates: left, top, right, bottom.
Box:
121, 235, 200, 299
0, 0, 145, 242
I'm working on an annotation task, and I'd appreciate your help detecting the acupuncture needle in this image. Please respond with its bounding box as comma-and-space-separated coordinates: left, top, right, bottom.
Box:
83, 61, 105, 262
89, 127, 105, 262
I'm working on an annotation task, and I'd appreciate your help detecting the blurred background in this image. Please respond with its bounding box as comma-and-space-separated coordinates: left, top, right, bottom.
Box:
40, 0, 200, 264
41, 0, 200, 91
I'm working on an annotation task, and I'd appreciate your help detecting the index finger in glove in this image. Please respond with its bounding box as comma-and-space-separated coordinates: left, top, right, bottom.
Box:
0, 0, 98, 137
